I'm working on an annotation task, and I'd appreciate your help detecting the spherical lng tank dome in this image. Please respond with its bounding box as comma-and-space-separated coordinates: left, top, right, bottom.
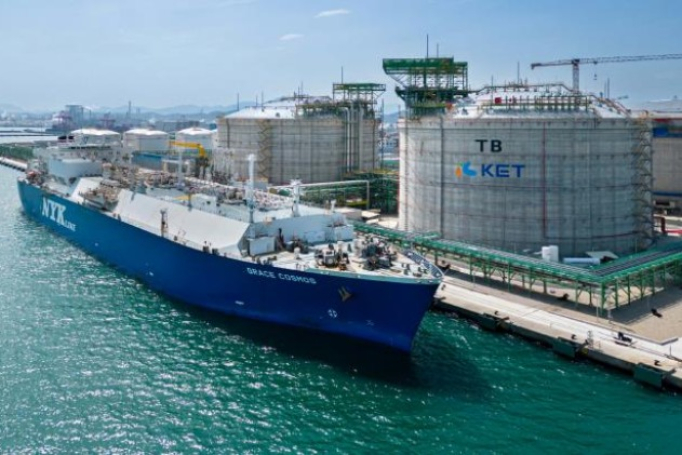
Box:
399, 86, 653, 257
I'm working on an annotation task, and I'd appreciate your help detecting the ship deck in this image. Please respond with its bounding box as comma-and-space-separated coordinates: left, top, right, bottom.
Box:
39, 176, 441, 284
259, 248, 438, 283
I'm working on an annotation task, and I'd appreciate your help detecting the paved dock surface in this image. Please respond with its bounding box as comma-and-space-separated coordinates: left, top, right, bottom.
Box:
436, 273, 682, 389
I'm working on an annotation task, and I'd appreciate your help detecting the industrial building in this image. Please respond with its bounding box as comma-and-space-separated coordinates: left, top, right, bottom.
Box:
214, 84, 385, 185
122, 128, 170, 169
384, 57, 653, 257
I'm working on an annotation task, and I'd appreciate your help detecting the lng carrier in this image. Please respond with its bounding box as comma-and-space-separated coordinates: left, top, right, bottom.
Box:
17, 142, 442, 352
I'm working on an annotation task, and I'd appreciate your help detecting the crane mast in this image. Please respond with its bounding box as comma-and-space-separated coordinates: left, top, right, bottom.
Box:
170, 140, 210, 179
530, 53, 682, 92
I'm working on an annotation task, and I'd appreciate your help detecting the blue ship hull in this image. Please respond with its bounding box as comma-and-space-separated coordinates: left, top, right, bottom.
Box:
17, 180, 439, 352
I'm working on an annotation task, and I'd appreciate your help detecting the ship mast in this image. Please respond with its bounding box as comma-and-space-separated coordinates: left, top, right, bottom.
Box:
291, 179, 301, 217
247, 154, 256, 225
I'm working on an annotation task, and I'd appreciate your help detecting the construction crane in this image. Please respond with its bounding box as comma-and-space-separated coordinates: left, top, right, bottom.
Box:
530, 53, 682, 93
170, 141, 210, 179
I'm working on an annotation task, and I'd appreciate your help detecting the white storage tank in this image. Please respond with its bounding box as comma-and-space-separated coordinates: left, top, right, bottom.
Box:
399, 84, 653, 256
650, 112, 682, 211
123, 128, 169, 153
70, 128, 121, 147
175, 127, 214, 153
215, 96, 378, 185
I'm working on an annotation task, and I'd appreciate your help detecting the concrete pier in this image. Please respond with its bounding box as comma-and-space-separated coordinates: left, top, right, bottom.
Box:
0, 157, 27, 171
435, 273, 682, 390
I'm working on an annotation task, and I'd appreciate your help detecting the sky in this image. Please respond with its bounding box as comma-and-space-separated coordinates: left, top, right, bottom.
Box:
1, 0, 681, 112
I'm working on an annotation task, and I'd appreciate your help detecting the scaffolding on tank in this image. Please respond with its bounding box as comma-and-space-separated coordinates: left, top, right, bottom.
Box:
221, 84, 386, 184
257, 119, 273, 181
332, 83, 385, 175
632, 114, 655, 250
396, 84, 651, 257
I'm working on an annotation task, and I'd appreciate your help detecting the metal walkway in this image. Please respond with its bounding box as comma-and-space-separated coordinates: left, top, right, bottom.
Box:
353, 222, 682, 312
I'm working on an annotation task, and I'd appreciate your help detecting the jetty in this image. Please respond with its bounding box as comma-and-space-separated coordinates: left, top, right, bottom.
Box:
435, 272, 682, 390
0, 157, 27, 171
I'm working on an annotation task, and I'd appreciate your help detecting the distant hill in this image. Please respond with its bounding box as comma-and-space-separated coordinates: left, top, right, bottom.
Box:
1, 102, 259, 116
98, 103, 257, 116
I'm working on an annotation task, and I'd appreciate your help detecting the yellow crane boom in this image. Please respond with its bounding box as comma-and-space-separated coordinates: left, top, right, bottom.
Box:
169, 140, 206, 158
170, 140, 210, 179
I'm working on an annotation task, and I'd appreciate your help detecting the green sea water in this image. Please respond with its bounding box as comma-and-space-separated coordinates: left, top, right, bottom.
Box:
0, 165, 680, 454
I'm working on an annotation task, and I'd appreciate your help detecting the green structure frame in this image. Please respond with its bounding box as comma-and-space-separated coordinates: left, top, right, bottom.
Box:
332, 83, 386, 102
297, 171, 399, 214
383, 57, 469, 116
353, 223, 682, 315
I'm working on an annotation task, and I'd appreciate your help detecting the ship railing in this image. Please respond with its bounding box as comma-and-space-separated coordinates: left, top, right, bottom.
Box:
118, 213, 241, 257
115, 215, 203, 251
403, 250, 443, 279
185, 176, 295, 211
477, 94, 591, 112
